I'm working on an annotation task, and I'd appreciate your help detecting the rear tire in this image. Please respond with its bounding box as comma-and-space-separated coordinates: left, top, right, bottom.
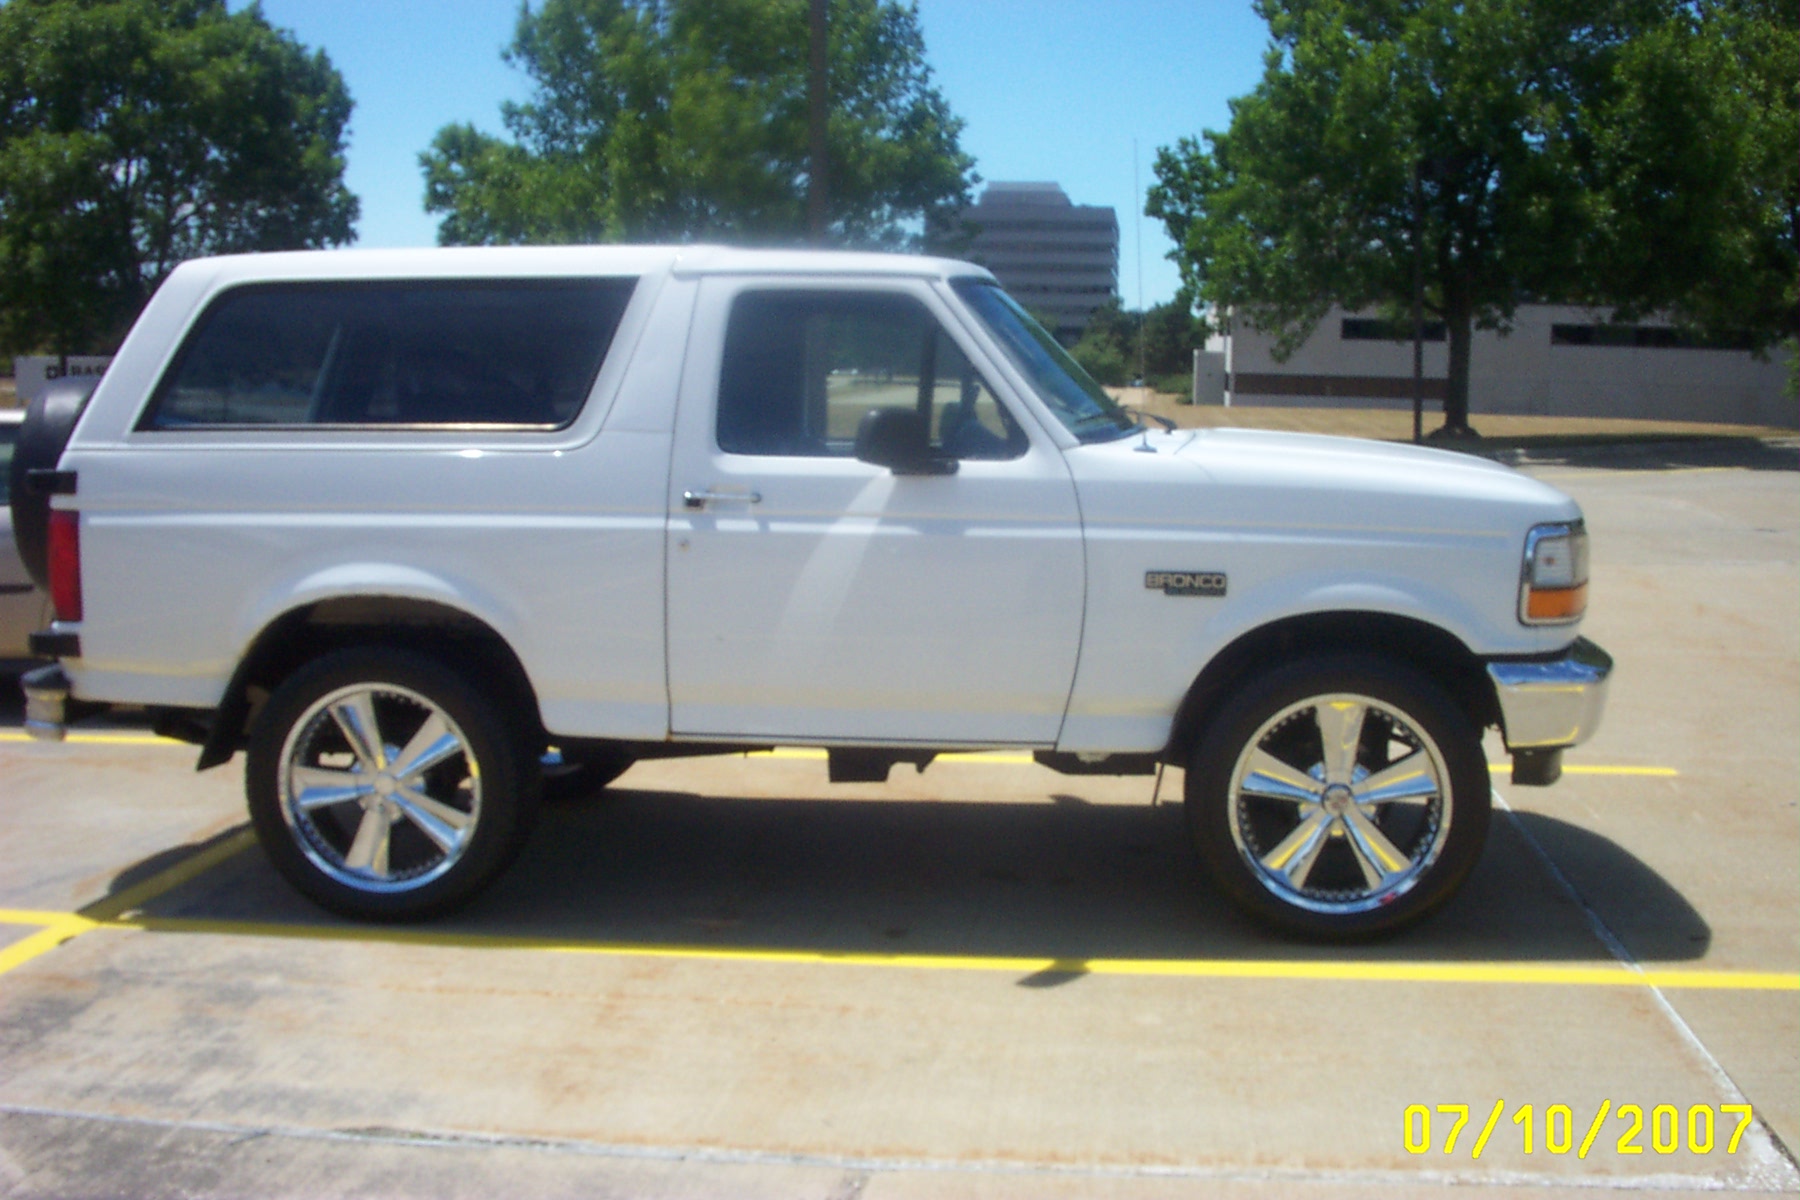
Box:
246, 647, 537, 920
1185, 655, 1490, 939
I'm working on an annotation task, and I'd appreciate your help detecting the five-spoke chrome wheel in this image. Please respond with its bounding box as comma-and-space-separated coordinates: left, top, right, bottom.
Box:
1187, 657, 1489, 938
1226, 692, 1451, 914
247, 648, 536, 920
278, 682, 481, 892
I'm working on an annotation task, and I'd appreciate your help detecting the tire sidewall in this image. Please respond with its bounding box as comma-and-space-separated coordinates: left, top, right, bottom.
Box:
246, 647, 535, 921
1185, 655, 1491, 939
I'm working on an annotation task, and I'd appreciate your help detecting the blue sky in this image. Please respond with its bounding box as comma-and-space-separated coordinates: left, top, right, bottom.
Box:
232, 1, 1273, 308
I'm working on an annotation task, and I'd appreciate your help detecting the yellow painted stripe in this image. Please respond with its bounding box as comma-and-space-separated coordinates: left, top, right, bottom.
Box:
0, 730, 180, 747
19, 914, 1779, 991
1, 732, 1683, 779
0, 916, 96, 977
79, 828, 260, 922
0, 829, 257, 979
1487, 763, 1680, 778
747, 747, 1037, 764
0, 910, 82, 927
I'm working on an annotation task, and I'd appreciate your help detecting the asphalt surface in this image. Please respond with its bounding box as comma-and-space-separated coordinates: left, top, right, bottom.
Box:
0, 438, 1795, 1198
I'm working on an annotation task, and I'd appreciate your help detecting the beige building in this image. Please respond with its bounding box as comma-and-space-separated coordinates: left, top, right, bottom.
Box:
1201, 305, 1795, 427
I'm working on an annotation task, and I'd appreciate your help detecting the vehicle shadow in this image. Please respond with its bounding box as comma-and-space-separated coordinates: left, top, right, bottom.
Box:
103, 782, 1711, 967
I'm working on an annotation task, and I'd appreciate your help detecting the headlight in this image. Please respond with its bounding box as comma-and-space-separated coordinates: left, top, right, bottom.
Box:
1520, 522, 1589, 624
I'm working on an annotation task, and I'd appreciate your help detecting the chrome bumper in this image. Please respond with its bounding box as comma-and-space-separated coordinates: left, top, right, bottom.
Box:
21, 663, 72, 742
1486, 637, 1613, 751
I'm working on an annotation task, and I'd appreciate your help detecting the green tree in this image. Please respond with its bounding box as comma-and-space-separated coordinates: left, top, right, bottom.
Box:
1141, 295, 1205, 379
421, 0, 976, 248
1147, 0, 1796, 433
1582, 0, 1796, 342
1068, 295, 1205, 388
0, 0, 357, 357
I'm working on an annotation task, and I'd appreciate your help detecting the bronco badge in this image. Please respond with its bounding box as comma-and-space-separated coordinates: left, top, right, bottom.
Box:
1145, 570, 1228, 597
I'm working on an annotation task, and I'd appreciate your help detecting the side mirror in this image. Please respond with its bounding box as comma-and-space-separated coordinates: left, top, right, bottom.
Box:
854, 407, 958, 476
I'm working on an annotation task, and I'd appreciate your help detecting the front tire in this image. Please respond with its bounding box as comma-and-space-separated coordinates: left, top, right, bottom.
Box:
246, 647, 537, 920
1186, 656, 1490, 938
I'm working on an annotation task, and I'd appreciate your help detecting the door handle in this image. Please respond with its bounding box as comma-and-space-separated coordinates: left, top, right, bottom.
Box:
683, 488, 763, 509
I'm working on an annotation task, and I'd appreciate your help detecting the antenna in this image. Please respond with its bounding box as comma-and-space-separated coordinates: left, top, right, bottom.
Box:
1133, 138, 1146, 388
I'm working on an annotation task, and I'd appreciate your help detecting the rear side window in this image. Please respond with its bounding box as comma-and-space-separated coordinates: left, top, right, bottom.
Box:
140, 278, 636, 429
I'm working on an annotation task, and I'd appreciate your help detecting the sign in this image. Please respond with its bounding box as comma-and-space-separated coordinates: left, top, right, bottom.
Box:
12, 356, 113, 404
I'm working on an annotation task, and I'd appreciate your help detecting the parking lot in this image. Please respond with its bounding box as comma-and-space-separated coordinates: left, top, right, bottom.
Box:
1, 439, 1795, 1198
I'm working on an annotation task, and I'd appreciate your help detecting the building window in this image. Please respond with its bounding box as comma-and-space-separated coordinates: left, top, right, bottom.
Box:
1341, 318, 1445, 342
1550, 324, 1754, 351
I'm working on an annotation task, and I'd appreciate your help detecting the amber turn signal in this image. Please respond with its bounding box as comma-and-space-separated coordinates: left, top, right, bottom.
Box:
1525, 583, 1587, 622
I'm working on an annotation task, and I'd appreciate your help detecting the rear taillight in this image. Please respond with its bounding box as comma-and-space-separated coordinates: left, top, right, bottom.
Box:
47, 509, 82, 622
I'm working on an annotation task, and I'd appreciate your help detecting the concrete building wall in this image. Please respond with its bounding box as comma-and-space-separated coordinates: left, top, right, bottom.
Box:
1206, 304, 1796, 427
959, 182, 1118, 340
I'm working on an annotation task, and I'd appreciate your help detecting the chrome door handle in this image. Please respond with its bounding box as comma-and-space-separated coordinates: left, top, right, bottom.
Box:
683, 489, 763, 509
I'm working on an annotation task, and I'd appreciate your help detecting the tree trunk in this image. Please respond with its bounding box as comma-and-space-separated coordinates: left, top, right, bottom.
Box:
1442, 300, 1474, 433
806, 0, 829, 241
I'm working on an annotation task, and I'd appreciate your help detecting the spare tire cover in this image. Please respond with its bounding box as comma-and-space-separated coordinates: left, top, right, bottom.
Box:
8, 377, 98, 591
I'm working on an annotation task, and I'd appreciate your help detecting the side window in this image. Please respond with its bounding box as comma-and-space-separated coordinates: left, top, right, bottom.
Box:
717, 290, 1026, 459
140, 278, 636, 429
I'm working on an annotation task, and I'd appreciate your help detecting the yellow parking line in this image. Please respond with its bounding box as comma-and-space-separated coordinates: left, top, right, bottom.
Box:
748, 747, 1037, 764
1488, 763, 1680, 778
0, 827, 257, 979
20, 915, 1787, 992
0, 909, 81, 926
0, 730, 180, 747
0, 915, 96, 977
80, 828, 261, 923
5, 887, 1792, 992
1, 732, 1683, 779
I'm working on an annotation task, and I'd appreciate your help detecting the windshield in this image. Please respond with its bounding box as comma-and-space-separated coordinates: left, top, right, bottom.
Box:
952, 280, 1136, 443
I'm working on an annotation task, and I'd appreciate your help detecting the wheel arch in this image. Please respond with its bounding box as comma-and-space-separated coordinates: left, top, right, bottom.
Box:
197, 594, 543, 770
1163, 610, 1497, 766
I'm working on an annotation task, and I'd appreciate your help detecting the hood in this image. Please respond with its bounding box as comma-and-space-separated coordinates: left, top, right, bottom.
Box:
1068, 426, 1581, 534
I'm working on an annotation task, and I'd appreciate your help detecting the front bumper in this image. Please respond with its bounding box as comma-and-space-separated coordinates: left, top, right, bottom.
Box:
1486, 636, 1613, 752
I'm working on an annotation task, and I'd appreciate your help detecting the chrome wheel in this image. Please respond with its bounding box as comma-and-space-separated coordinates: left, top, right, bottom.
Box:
1226, 691, 1453, 915
277, 681, 482, 894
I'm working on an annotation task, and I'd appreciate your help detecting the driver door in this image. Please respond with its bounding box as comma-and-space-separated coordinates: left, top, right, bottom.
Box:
664, 278, 1085, 745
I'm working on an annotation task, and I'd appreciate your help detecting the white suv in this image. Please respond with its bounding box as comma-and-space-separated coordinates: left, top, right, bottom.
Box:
12, 246, 1610, 936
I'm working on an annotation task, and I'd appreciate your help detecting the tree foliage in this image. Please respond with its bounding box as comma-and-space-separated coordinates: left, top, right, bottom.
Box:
1069, 296, 1207, 390
421, 0, 977, 248
1147, 0, 1797, 430
1585, 0, 1797, 342
0, 0, 358, 356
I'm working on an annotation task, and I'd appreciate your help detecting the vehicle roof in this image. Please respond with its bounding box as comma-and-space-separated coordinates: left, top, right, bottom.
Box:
165, 245, 997, 287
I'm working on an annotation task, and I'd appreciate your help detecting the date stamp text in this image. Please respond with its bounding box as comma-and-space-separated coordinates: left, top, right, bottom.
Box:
1403, 1102, 1755, 1159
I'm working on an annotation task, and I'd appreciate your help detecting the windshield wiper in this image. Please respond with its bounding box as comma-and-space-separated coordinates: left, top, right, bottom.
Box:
1123, 405, 1177, 434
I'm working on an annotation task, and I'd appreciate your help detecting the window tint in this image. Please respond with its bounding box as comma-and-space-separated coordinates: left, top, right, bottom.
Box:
717, 290, 1025, 459
142, 278, 636, 429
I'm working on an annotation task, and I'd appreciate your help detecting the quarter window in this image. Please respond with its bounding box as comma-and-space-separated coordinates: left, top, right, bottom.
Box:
717, 290, 1025, 459
141, 278, 636, 429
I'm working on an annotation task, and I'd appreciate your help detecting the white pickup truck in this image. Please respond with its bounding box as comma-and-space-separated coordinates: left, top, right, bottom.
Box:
11, 246, 1610, 936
